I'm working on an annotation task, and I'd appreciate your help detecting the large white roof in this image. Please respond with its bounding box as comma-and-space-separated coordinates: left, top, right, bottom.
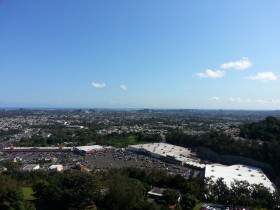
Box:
129, 143, 190, 157
129, 143, 189, 156
49, 164, 64, 171
205, 164, 275, 193
75, 145, 104, 152
128, 143, 205, 168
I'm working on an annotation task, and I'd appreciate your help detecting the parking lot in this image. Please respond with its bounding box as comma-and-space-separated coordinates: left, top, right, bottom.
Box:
0, 149, 202, 178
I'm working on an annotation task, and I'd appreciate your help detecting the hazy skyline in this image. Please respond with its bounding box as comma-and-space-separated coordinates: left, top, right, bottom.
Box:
1, 1, 280, 110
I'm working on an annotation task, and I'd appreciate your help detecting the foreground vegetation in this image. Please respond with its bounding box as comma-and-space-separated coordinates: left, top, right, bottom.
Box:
0, 166, 279, 210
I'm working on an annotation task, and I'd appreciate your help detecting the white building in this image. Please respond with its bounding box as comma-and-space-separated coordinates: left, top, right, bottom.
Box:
22, 164, 40, 171
49, 164, 64, 172
73, 145, 114, 155
205, 164, 276, 193
128, 143, 205, 169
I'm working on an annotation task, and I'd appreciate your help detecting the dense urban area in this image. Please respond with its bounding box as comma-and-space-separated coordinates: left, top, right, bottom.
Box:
0, 108, 280, 210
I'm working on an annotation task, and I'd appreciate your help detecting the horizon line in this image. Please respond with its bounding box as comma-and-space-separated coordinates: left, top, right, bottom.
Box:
0, 107, 279, 112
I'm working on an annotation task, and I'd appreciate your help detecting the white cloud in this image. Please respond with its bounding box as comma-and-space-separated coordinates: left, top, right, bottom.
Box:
210, 96, 220, 102
271, 99, 280, 104
243, 98, 269, 104
243, 99, 252, 103
91, 82, 106, 89
193, 69, 225, 78
249, 72, 278, 82
255, 99, 268, 103
226, 97, 280, 104
228, 97, 242, 102
220, 57, 252, 70
120, 84, 127, 90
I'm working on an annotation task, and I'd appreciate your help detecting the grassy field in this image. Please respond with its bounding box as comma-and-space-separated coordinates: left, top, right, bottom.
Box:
193, 203, 203, 210
106, 135, 151, 148
21, 187, 35, 201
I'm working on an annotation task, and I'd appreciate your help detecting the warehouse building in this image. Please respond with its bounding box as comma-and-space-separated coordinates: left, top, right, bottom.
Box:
204, 164, 276, 193
128, 143, 205, 169
73, 145, 115, 155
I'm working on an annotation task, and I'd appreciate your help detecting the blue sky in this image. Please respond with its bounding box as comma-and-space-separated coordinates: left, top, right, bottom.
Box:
0, 1, 280, 110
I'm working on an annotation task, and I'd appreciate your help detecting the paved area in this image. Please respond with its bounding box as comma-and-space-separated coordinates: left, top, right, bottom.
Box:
0, 149, 202, 178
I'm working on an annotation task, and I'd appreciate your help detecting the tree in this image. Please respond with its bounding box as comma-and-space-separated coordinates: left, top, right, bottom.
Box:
228, 180, 252, 206
162, 189, 180, 206
251, 184, 276, 208
32, 180, 63, 210
0, 174, 25, 210
104, 175, 147, 210
33, 171, 101, 210
180, 193, 198, 210
206, 178, 230, 204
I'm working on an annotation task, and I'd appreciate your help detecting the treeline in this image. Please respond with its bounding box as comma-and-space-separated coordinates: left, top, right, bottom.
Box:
1, 167, 279, 210
166, 117, 280, 176
16, 125, 160, 148
17, 131, 151, 152
0, 168, 199, 210
240, 116, 280, 141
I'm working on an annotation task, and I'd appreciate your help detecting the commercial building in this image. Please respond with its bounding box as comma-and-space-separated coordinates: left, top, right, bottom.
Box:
1, 146, 72, 153
128, 143, 205, 169
73, 145, 115, 155
204, 164, 276, 193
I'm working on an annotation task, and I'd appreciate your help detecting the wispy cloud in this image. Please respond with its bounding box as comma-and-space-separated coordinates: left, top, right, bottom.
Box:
271, 99, 280, 104
210, 96, 220, 102
249, 72, 278, 82
227, 97, 280, 104
120, 84, 127, 90
91, 82, 106, 89
193, 69, 225, 79
220, 57, 252, 70
228, 97, 242, 102
244, 99, 268, 104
